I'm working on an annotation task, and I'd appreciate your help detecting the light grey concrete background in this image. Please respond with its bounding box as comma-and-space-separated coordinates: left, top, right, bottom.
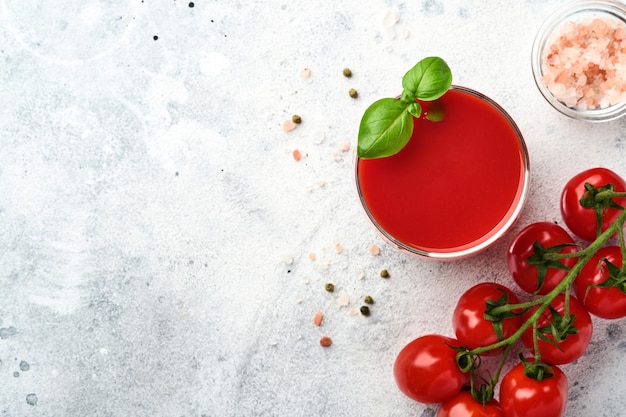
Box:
1, 0, 626, 416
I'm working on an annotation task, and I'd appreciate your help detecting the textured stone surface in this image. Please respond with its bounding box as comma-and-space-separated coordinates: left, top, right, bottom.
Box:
1, 0, 626, 416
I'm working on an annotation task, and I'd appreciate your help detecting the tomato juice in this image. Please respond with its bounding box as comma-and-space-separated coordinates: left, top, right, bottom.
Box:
356, 86, 529, 259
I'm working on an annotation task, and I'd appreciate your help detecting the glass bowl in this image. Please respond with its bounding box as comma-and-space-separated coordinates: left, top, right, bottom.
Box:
355, 86, 530, 261
531, 0, 626, 122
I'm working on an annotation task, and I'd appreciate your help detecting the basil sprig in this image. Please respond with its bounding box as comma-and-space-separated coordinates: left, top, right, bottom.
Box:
357, 57, 452, 159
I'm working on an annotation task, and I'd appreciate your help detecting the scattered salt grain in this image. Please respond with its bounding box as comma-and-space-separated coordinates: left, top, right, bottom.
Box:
337, 292, 350, 307
300, 67, 311, 78
317, 180, 326, 188
349, 308, 359, 316
313, 311, 324, 326
383, 11, 399, 27
308, 252, 316, 261
319, 336, 332, 347
368, 244, 381, 255
282, 119, 297, 132
335, 244, 343, 254
541, 16, 626, 109
338, 141, 350, 152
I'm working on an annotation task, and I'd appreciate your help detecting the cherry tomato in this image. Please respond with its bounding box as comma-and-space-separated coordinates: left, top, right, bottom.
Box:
500, 360, 568, 417
394, 334, 467, 404
452, 283, 521, 353
521, 293, 592, 365
506, 222, 578, 295
437, 391, 503, 417
573, 245, 626, 319
560, 167, 626, 242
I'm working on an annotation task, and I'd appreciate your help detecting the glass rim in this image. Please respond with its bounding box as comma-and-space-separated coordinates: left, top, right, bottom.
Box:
354, 85, 531, 261
531, 0, 626, 122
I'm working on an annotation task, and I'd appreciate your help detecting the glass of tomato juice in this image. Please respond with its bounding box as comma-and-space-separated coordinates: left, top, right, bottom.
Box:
355, 86, 530, 260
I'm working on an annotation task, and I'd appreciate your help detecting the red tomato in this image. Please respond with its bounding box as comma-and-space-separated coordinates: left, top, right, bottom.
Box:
560, 167, 626, 242
573, 245, 626, 319
437, 391, 503, 417
453, 283, 522, 353
394, 335, 467, 404
500, 361, 568, 417
506, 222, 578, 295
521, 294, 592, 365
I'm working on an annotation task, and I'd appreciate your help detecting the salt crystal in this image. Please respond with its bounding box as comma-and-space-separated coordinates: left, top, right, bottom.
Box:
368, 244, 381, 255
383, 11, 399, 27
300, 67, 311, 78
282, 119, 297, 132
313, 311, 323, 326
338, 141, 350, 152
542, 16, 626, 110
337, 293, 350, 306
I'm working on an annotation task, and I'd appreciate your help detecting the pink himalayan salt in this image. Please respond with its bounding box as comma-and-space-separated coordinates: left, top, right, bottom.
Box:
282, 119, 297, 132
313, 311, 323, 326
368, 244, 381, 255
541, 17, 626, 110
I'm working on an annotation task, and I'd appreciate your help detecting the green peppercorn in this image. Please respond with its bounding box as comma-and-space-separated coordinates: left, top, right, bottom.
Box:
325, 283, 335, 292
349, 88, 358, 98
343, 68, 352, 78
360, 305, 370, 316
380, 269, 389, 278
292, 114, 302, 124
364, 296, 374, 305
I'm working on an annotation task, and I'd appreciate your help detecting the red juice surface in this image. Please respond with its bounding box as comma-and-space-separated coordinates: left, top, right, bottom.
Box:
356, 88, 528, 254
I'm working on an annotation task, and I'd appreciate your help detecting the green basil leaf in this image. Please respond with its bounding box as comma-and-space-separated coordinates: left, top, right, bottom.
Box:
402, 56, 452, 101
407, 101, 422, 118
400, 90, 416, 105
357, 98, 413, 159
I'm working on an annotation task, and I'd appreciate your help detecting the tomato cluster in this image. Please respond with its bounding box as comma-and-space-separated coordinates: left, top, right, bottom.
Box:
393, 168, 626, 417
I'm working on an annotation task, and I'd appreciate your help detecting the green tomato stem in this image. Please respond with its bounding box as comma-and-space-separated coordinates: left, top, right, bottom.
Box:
563, 283, 572, 320
596, 190, 626, 201
468, 206, 626, 357
617, 229, 626, 262
532, 321, 541, 363
543, 248, 585, 261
